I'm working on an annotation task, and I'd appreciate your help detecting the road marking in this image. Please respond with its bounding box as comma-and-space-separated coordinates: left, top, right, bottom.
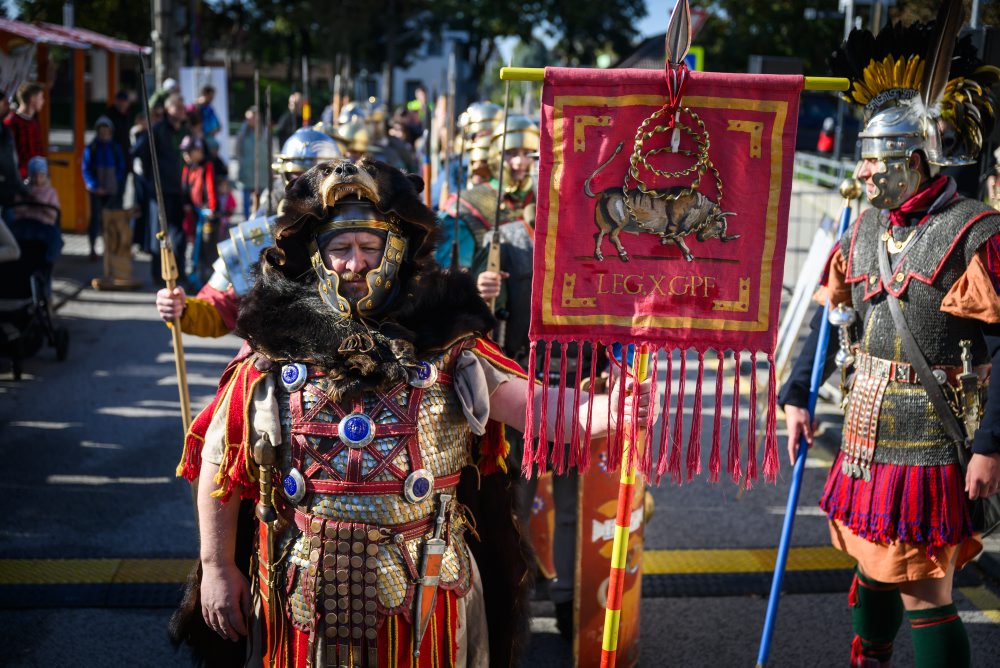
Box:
9, 420, 80, 429
45, 475, 173, 485
0, 559, 193, 585
643, 546, 856, 574
958, 586, 1000, 624
766, 505, 828, 516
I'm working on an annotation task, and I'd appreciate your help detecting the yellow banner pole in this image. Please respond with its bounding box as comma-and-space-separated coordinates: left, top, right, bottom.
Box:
499, 67, 848, 91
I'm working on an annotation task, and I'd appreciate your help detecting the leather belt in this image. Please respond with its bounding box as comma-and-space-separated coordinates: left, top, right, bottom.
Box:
306, 470, 462, 496
854, 351, 988, 386
292, 508, 439, 542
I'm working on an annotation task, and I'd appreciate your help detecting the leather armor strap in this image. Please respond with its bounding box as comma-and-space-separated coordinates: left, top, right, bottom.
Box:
877, 228, 967, 446
291, 508, 441, 542
306, 470, 462, 496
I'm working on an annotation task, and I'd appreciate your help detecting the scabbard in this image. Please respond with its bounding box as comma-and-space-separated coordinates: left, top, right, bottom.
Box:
412, 536, 446, 657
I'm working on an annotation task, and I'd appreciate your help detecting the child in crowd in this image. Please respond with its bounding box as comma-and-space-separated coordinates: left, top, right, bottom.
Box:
180, 136, 217, 241
14, 156, 60, 226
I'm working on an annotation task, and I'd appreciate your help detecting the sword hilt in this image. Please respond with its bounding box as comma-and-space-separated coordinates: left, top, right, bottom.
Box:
431, 493, 452, 542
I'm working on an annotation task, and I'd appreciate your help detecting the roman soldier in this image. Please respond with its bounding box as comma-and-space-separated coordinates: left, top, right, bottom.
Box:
436, 112, 537, 270
780, 7, 1000, 666
154, 128, 344, 337
171, 157, 656, 667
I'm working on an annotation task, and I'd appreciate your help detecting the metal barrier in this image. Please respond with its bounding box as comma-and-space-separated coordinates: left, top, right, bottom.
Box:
792, 151, 855, 189
783, 180, 844, 293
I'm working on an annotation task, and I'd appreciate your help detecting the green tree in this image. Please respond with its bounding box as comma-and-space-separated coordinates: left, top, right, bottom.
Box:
14, 0, 152, 46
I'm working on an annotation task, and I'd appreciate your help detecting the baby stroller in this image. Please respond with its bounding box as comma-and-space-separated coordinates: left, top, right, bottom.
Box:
0, 203, 69, 380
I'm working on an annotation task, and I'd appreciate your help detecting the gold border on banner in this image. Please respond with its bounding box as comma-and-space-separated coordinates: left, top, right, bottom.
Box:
541, 93, 788, 332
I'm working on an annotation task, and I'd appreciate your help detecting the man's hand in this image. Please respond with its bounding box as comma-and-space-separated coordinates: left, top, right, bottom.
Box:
966, 452, 1000, 500
155, 286, 186, 322
609, 376, 659, 430
784, 405, 813, 465
476, 270, 508, 301
200, 561, 251, 641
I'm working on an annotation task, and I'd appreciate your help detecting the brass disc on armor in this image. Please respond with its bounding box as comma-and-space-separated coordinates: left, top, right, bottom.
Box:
308, 563, 317, 576
325, 612, 337, 626
336, 569, 349, 582
352, 612, 363, 625
364, 586, 376, 598
324, 584, 336, 597
338, 583, 349, 596
351, 570, 362, 583
338, 626, 350, 639
353, 528, 366, 541
325, 626, 337, 639
339, 527, 352, 541
366, 544, 378, 557
365, 557, 377, 570
323, 599, 336, 611
351, 542, 364, 555
337, 555, 349, 568
351, 583, 362, 596
338, 598, 349, 610
309, 536, 321, 550
338, 612, 349, 625
351, 555, 363, 569
352, 599, 363, 610
309, 548, 320, 562
310, 518, 323, 534
365, 628, 377, 640
326, 568, 338, 582
364, 614, 376, 627
367, 529, 381, 542
323, 554, 335, 569
352, 627, 363, 640
365, 601, 377, 613
337, 542, 349, 554
364, 572, 377, 584
324, 540, 335, 553
325, 525, 337, 539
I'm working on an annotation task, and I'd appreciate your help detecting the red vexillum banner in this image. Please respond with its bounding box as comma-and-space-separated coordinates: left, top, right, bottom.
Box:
523, 66, 803, 487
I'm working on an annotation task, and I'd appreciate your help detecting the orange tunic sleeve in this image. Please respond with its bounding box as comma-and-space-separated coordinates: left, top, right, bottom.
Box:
939, 249, 1000, 323
811, 247, 853, 307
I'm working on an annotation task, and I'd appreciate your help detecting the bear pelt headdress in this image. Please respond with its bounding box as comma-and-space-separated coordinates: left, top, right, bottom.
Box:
235, 158, 495, 400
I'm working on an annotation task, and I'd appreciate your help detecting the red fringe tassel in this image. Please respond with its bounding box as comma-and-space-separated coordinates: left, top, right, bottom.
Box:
709, 351, 724, 483
744, 351, 759, 490
686, 351, 705, 481
626, 352, 643, 472
762, 353, 780, 483
552, 345, 569, 474
568, 341, 584, 471
534, 345, 554, 473
522, 341, 538, 477
640, 349, 659, 479
728, 351, 742, 484
581, 343, 598, 473
608, 356, 628, 473
668, 352, 687, 484
654, 350, 674, 484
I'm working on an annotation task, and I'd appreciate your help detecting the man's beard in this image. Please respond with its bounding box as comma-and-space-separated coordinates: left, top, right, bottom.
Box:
339, 270, 366, 300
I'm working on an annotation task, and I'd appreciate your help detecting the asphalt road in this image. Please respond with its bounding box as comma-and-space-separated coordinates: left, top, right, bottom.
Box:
1, 237, 999, 667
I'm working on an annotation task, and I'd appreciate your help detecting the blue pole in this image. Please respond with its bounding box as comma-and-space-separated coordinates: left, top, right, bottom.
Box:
755, 182, 857, 667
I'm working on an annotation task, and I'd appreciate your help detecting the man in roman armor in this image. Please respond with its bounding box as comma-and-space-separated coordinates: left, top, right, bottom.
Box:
436, 114, 538, 270
781, 8, 1000, 666
171, 156, 655, 667
154, 128, 344, 337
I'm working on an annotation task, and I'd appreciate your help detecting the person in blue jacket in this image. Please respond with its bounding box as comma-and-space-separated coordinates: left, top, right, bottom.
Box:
82, 116, 126, 260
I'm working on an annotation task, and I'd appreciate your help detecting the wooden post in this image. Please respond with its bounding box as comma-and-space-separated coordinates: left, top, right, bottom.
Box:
73, 47, 87, 232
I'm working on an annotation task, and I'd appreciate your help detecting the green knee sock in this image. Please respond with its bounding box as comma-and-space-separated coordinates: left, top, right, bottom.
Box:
907, 604, 970, 668
850, 569, 903, 663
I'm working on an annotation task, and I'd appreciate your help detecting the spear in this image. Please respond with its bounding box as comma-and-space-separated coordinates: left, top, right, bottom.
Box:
253, 69, 261, 210
139, 56, 191, 434
265, 85, 274, 216
487, 61, 512, 347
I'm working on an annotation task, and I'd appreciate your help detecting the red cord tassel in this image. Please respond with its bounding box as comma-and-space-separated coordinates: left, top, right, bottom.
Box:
655, 350, 673, 484
709, 350, 724, 483
581, 342, 599, 473
728, 351, 742, 484
763, 353, 780, 483
608, 356, 628, 473
640, 349, 659, 479
744, 351, 758, 490
686, 351, 705, 481
535, 344, 553, 473
626, 354, 643, 472
848, 573, 860, 608
523, 341, 538, 478
568, 341, 583, 471
668, 352, 687, 483
552, 344, 569, 474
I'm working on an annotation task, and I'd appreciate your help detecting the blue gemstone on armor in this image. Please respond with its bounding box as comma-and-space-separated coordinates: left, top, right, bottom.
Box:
412, 477, 430, 497
284, 476, 298, 496
418, 362, 432, 380
282, 366, 299, 384
344, 416, 369, 441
